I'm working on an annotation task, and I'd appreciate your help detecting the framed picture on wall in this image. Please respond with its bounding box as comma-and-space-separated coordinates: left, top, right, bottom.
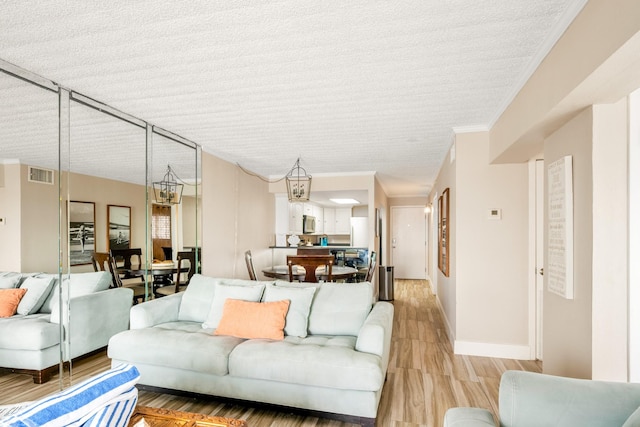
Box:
69, 201, 95, 266
107, 205, 131, 251
438, 188, 450, 277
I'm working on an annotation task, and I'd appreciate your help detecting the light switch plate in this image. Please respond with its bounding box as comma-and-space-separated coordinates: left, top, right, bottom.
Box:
0, 217, 5, 225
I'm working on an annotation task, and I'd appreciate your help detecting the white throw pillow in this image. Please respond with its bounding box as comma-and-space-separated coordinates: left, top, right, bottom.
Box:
0, 272, 22, 289
202, 282, 266, 329
17, 276, 55, 315
262, 284, 317, 337
308, 282, 373, 336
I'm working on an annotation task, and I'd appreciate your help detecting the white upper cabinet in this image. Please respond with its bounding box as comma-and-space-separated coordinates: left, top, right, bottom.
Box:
335, 208, 352, 234
289, 203, 303, 234
323, 207, 351, 235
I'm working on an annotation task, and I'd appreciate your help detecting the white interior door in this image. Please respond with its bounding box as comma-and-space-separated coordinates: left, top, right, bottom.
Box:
391, 206, 426, 279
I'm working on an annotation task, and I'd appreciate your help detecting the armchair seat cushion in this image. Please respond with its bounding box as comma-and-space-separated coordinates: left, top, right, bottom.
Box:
0, 314, 59, 350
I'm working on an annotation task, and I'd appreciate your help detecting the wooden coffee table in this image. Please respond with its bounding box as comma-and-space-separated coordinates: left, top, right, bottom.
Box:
128, 406, 247, 426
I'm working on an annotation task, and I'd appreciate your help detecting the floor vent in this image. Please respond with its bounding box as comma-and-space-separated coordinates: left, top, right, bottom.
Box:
28, 166, 54, 185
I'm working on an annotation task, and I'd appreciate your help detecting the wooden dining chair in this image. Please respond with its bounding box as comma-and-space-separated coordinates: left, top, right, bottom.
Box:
92, 252, 119, 288
106, 254, 146, 304
287, 255, 334, 283
155, 251, 196, 297
245, 250, 257, 280
110, 248, 144, 280
365, 251, 377, 282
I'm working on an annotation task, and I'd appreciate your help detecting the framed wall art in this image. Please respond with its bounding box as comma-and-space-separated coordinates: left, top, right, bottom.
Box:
69, 201, 95, 266
108, 205, 131, 251
438, 188, 450, 277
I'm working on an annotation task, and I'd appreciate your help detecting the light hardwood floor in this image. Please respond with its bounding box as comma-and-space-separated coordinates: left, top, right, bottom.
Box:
0, 279, 541, 426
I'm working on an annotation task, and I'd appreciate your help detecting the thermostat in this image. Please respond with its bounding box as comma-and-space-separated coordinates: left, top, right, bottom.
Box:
488, 209, 502, 220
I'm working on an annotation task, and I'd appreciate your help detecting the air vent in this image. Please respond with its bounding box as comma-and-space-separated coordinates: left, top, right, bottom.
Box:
28, 166, 54, 185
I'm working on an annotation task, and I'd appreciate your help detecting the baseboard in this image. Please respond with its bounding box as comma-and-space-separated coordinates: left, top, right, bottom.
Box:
435, 295, 455, 346
454, 340, 532, 360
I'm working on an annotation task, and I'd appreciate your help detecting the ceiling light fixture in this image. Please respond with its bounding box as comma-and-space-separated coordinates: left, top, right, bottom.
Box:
153, 164, 184, 205
286, 158, 312, 203
330, 198, 359, 205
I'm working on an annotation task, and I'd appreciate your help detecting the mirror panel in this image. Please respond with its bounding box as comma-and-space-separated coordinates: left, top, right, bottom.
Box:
0, 71, 69, 392
149, 131, 201, 267
0, 63, 201, 396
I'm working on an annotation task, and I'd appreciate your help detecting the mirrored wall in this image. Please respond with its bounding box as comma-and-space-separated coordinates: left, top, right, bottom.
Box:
0, 60, 201, 392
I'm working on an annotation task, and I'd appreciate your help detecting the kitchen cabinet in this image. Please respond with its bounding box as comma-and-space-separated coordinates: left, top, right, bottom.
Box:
323, 208, 335, 234
289, 203, 303, 234
312, 205, 324, 234
335, 208, 352, 234
323, 207, 351, 235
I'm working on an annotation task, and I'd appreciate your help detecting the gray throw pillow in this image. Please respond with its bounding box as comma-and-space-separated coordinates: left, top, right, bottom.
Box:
17, 276, 55, 315
262, 284, 316, 337
0, 272, 22, 289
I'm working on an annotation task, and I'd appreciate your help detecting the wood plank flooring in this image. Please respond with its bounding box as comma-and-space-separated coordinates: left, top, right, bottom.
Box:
0, 279, 541, 426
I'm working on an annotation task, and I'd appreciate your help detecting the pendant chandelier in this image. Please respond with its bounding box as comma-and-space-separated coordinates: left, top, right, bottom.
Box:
286, 158, 312, 202
153, 164, 184, 205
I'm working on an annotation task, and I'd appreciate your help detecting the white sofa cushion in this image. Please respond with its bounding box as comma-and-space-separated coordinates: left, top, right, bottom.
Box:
308, 282, 373, 336
0, 313, 60, 350
262, 283, 317, 338
0, 272, 22, 289
202, 282, 266, 329
17, 276, 55, 315
229, 336, 384, 392
49, 272, 112, 323
178, 274, 218, 322
108, 322, 245, 376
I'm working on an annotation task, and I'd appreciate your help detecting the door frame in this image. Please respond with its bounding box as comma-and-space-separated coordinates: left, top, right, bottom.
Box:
528, 158, 544, 360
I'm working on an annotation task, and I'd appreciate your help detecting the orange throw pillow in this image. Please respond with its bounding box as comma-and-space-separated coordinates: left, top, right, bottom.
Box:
0, 288, 28, 318
214, 299, 290, 340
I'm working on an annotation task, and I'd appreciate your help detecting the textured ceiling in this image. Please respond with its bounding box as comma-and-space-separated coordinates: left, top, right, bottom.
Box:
0, 0, 586, 196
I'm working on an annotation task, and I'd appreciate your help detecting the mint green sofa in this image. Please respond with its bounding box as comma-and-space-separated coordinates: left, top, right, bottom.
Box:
0, 271, 133, 383
108, 276, 394, 427
444, 370, 640, 427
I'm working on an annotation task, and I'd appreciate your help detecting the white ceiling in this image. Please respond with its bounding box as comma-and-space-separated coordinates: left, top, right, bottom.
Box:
0, 0, 587, 197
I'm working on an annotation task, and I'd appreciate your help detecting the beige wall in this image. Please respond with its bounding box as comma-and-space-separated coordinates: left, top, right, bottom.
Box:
201, 152, 274, 279
591, 98, 629, 381
0, 166, 159, 273
431, 145, 456, 341
490, 0, 640, 164
181, 195, 201, 248
21, 165, 59, 272
455, 132, 529, 355
373, 176, 389, 268
0, 164, 23, 271
543, 107, 593, 378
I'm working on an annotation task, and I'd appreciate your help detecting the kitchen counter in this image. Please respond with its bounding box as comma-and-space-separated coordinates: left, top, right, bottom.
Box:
269, 245, 366, 249
269, 246, 370, 270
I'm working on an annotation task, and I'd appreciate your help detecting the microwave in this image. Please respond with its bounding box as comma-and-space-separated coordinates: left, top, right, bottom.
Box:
302, 215, 316, 234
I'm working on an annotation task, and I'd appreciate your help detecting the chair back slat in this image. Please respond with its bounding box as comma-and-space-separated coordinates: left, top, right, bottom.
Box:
286, 255, 334, 283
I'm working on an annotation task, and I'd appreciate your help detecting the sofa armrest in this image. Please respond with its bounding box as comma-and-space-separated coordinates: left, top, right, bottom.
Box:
67, 287, 133, 360
130, 292, 183, 329
443, 408, 496, 427
355, 301, 394, 360
443, 408, 495, 426
499, 370, 640, 426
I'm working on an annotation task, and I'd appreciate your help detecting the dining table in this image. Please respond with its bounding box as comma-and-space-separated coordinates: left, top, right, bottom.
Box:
262, 265, 358, 282
119, 261, 189, 288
